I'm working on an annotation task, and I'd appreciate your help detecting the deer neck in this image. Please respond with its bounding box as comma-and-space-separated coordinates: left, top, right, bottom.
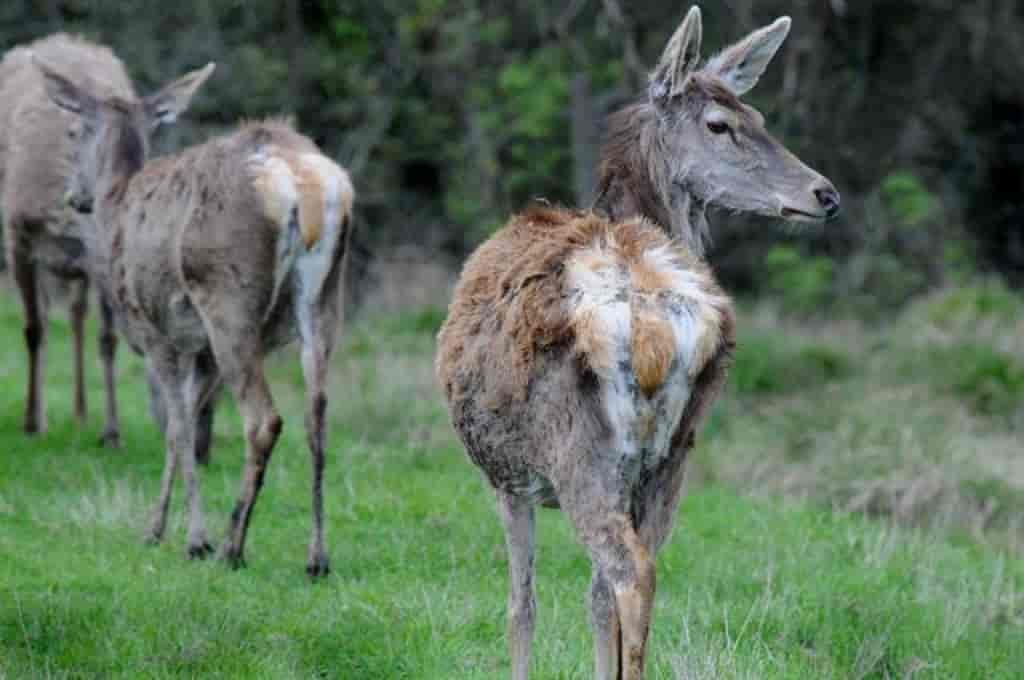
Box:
593, 104, 710, 257
94, 120, 146, 225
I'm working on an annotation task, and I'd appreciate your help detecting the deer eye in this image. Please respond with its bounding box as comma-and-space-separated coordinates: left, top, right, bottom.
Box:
707, 120, 730, 135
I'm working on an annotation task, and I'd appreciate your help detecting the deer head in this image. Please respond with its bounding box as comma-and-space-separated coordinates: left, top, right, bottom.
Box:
648, 7, 839, 229
34, 57, 215, 217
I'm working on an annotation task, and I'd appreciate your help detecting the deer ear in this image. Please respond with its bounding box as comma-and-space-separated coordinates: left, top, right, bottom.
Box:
649, 6, 703, 106
34, 54, 98, 117
705, 16, 791, 95
144, 62, 215, 128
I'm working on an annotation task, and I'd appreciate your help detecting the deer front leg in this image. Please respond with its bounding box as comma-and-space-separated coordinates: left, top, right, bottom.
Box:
97, 292, 120, 447
194, 383, 218, 466
145, 350, 212, 558
498, 492, 536, 680
145, 355, 180, 545
149, 357, 218, 465
69, 278, 89, 426
11, 245, 48, 435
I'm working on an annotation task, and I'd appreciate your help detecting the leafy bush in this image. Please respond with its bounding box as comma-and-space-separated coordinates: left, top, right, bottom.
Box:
926, 281, 1022, 327
764, 246, 835, 315
881, 171, 935, 228
730, 331, 851, 396
951, 346, 1024, 417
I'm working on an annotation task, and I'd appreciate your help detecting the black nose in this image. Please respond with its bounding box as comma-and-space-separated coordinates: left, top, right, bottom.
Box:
71, 196, 94, 215
815, 186, 841, 220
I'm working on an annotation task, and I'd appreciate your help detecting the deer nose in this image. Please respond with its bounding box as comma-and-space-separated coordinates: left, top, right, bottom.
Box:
814, 184, 841, 220
69, 194, 94, 215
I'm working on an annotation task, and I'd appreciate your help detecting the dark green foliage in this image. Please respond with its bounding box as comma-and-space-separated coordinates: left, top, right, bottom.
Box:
927, 281, 1022, 326
730, 330, 851, 396
765, 245, 835, 315
950, 347, 1024, 417
882, 171, 935, 228
2, 1, 1020, 301
374, 306, 448, 337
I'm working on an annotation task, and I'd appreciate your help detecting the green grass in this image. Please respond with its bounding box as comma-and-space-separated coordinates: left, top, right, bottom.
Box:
700, 287, 1024, 543
1, 287, 1023, 678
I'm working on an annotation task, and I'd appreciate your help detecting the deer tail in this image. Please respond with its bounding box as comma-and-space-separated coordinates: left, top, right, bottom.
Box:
250, 150, 354, 318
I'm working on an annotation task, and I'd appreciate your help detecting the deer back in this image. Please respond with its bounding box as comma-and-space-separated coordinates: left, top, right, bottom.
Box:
101, 120, 349, 349
437, 206, 733, 498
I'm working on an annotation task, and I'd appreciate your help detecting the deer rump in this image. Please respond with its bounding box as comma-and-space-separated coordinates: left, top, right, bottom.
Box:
438, 206, 731, 502
248, 144, 352, 323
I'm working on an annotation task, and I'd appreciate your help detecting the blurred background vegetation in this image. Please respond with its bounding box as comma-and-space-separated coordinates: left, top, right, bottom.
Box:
2, 8, 1023, 672
2, 0, 1022, 313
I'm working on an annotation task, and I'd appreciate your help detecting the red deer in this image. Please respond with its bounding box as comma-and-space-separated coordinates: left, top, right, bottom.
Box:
36, 60, 354, 576
436, 7, 838, 679
0, 34, 213, 451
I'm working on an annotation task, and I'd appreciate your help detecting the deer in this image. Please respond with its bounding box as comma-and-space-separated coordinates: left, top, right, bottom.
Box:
35, 58, 354, 576
0, 34, 215, 456
436, 7, 839, 679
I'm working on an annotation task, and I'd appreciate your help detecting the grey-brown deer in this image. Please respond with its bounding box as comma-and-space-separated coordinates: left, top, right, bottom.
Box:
0, 34, 215, 451
437, 7, 838, 679
36, 59, 354, 576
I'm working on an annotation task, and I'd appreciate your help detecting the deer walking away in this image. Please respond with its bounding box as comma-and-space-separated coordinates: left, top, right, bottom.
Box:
437, 6, 839, 679
0, 34, 221, 458
36, 59, 355, 576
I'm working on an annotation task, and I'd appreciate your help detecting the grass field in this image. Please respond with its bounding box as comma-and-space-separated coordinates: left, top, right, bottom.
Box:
0, 284, 1022, 679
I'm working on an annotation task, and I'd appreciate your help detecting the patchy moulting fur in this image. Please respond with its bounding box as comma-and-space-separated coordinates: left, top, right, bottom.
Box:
437, 204, 732, 455
249, 147, 354, 324
434, 5, 837, 677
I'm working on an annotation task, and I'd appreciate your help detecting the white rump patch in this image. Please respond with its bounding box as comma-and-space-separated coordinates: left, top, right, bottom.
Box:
640, 245, 728, 377
294, 154, 354, 341
565, 234, 727, 471
249, 153, 301, 320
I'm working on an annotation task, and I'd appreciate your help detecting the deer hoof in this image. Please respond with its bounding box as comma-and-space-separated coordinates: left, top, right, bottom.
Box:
143, 529, 164, 546
306, 555, 331, 580
99, 429, 121, 448
218, 546, 247, 570
23, 416, 46, 435
187, 541, 215, 560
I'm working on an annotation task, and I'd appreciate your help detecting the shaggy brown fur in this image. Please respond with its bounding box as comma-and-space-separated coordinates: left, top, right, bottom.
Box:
437, 205, 719, 408
594, 103, 670, 227
437, 202, 734, 680
436, 7, 835, 679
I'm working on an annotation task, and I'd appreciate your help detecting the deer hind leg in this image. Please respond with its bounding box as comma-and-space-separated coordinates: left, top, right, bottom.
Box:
300, 321, 332, 578
580, 514, 656, 680
498, 491, 536, 680
589, 568, 620, 680
69, 278, 89, 426
295, 208, 351, 578
11, 242, 49, 435
211, 339, 280, 570
97, 292, 120, 447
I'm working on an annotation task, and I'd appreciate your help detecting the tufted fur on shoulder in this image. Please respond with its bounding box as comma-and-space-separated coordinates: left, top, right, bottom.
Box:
437, 204, 732, 408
